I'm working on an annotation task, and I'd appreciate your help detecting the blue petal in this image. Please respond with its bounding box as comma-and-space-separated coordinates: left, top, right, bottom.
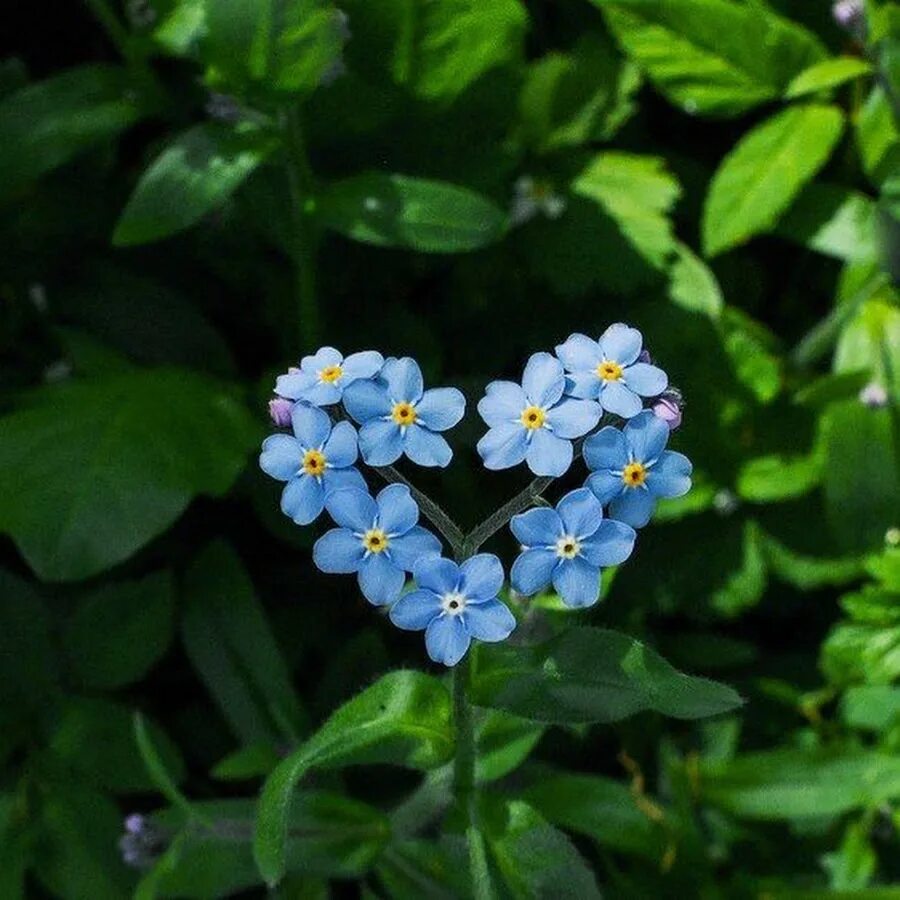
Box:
322, 466, 366, 495
275, 370, 315, 400
546, 398, 601, 439
609, 489, 655, 528
624, 410, 669, 462
478, 381, 528, 426
260, 434, 301, 481
646, 450, 692, 498
459, 554, 504, 602
359, 419, 404, 466
586, 471, 625, 506
343, 379, 391, 423
415, 388, 466, 432
358, 553, 405, 606
510, 549, 558, 595
579, 520, 636, 567
383, 357, 424, 403
553, 557, 602, 608
598, 323, 642, 366
564, 372, 601, 400
413, 556, 460, 595
389, 527, 442, 571
624, 362, 668, 397
555, 333, 601, 373
390, 589, 442, 631
477, 423, 529, 470
583, 426, 628, 472
299, 382, 342, 407
599, 382, 643, 418
313, 528, 365, 573
425, 615, 471, 666
510, 507, 563, 547
403, 426, 452, 468
323, 420, 358, 468
302, 346, 342, 371
522, 352, 565, 407
376, 483, 418, 535
526, 428, 572, 477
464, 599, 516, 642
291, 404, 332, 448
557, 488, 604, 539
280, 475, 324, 525
325, 487, 378, 531
341, 350, 384, 382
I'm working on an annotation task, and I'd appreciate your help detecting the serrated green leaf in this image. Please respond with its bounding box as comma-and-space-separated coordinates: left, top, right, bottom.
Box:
785, 57, 873, 99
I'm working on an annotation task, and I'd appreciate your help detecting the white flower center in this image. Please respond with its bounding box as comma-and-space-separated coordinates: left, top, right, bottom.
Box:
441, 592, 467, 616
555, 536, 581, 560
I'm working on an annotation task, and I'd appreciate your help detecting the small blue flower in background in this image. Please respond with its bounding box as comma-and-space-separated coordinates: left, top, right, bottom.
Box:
275, 346, 384, 407
584, 411, 692, 528
556, 324, 668, 419
343, 357, 466, 468
510, 488, 635, 608
477, 352, 600, 477
390, 554, 516, 666
260, 405, 365, 525
313, 484, 442, 606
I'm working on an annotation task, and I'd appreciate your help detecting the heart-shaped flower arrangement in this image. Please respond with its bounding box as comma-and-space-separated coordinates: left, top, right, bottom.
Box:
260, 323, 691, 666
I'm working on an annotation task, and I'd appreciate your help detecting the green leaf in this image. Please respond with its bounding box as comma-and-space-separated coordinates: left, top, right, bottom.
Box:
212, 744, 282, 781
822, 619, 900, 685
823, 821, 876, 891
703, 104, 845, 256
475, 711, 544, 784
710, 520, 768, 617
595, 0, 825, 117
470, 627, 743, 724
64, 571, 174, 689
0, 368, 258, 581
0, 65, 144, 200
113, 123, 275, 246
856, 86, 900, 182
785, 57, 873, 99
254, 670, 453, 885
835, 296, 900, 397
722, 308, 783, 402
668, 241, 724, 319
181, 541, 307, 746
841, 684, 900, 731
154, 0, 206, 56
134, 712, 195, 819
572, 152, 680, 268
737, 454, 822, 503
318, 173, 507, 253
761, 531, 865, 591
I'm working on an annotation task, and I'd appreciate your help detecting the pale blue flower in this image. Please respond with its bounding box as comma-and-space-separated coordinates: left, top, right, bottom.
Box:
477, 352, 600, 477
275, 346, 384, 407
390, 554, 516, 666
259, 405, 365, 525
556, 324, 668, 419
584, 411, 692, 528
313, 484, 441, 606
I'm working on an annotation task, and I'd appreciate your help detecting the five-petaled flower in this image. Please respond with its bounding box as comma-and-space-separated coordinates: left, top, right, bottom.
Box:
390, 554, 516, 666
584, 411, 692, 528
313, 484, 441, 606
477, 352, 601, 477
259, 405, 365, 525
556, 324, 667, 419
343, 357, 466, 468
510, 488, 635, 608
275, 346, 384, 407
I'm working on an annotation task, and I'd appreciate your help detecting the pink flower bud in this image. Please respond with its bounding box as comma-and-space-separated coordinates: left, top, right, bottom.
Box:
652, 390, 683, 430
268, 397, 294, 427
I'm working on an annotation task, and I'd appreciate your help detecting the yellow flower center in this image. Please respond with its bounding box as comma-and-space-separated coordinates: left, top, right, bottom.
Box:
520, 405, 546, 430
596, 360, 624, 382
391, 402, 417, 426
319, 365, 343, 383
302, 449, 327, 476
622, 461, 647, 488
362, 529, 389, 553
556, 536, 581, 560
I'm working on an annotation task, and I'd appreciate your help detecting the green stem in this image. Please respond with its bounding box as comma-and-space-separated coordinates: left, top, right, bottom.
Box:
84, 0, 133, 60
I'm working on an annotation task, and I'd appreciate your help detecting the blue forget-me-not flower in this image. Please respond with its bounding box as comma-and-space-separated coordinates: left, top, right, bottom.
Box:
584, 411, 692, 528
390, 554, 516, 666
477, 352, 601, 477
556, 324, 667, 419
343, 357, 466, 468
510, 488, 636, 608
260, 404, 365, 525
275, 346, 384, 407
313, 484, 441, 606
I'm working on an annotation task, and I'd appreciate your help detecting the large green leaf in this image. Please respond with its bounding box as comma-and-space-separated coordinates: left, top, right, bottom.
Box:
0, 369, 258, 581
785, 57, 873, 99
254, 670, 453, 885
470, 627, 743, 724
318, 173, 507, 252
703, 104, 845, 256
113, 123, 276, 245
736, 454, 822, 503
595, 0, 825, 117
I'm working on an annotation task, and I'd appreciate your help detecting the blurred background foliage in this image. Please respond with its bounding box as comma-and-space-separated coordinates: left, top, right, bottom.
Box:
1, 0, 900, 896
